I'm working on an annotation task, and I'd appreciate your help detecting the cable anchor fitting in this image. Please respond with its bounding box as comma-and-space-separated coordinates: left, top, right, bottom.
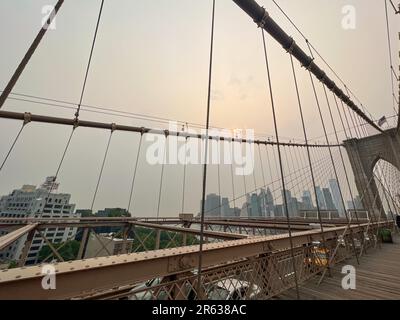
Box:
286, 38, 296, 55
256, 7, 269, 29
72, 116, 79, 130
23, 112, 31, 125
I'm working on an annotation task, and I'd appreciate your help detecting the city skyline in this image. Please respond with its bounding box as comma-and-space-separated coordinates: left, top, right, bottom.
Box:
202, 178, 364, 219
0, 175, 364, 221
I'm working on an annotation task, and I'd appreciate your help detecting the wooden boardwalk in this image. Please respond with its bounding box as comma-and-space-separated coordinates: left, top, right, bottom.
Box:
278, 235, 400, 300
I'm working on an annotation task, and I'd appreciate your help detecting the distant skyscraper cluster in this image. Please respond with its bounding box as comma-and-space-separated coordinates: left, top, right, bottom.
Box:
202, 179, 360, 219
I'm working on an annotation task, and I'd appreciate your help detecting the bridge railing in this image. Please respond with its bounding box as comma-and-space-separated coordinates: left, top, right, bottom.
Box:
0, 220, 393, 300
119, 222, 383, 300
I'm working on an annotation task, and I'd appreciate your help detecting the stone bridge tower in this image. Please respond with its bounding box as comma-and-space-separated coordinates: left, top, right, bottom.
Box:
343, 128, 400, 219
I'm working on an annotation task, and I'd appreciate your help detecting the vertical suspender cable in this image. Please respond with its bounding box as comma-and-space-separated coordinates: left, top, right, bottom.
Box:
251, 142, 257, 193
230, 143, 237, 215
258, 144, 267, 191
258, 144, 268, 217
261, 29, 300, 299
181, 137, 189, 213
340, 100, 356, 139
265, 144, 277, 216
0, 122, 27, 173
384, 0, 399, 120
321, 86, 361, 264
90, 129, 113, 212
217, 138, 222, 215
197, 0, 216, 299
40, 127, 76, 217
289, 54, 332, 275
242, 142, 249, 215
127, 132, 144, 214
75, 0, 105, 119
156, 134, 168, 220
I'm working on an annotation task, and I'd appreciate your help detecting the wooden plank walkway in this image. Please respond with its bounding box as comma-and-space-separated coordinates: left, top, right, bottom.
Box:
278, 235, 400, 300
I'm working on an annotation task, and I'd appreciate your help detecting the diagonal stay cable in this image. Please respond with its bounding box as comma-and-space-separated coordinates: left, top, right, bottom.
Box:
389, 0, 400, 13
156, 134, 168, 220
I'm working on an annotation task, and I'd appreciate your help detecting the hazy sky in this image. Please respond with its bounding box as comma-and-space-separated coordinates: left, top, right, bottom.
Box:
0, 0, 398, 215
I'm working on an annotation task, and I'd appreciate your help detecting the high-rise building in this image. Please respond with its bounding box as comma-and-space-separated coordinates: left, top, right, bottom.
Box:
0, 177, 79, 265
221, 197, 231, 217
323, 188, 336, 211
315, 187, 326, 210
259, 188, 274, 217
249, 193, 261, 217
202, 193, 221, 217
281, 189, 299, 217
329, 179, 345, 216
301, 190, 314, 210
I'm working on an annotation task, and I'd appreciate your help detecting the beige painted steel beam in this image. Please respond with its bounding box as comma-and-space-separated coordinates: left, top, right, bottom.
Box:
129, 221, 248, 240
0, 224, 38, 251
0, 221, 391, 299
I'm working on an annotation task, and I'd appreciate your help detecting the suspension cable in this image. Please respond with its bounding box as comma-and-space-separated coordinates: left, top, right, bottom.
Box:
230, 151, 237, 214
75, 0, 105, 119
197, 0, 216, 299
321, 86, 362, 263
261, 29, 300, 299
0, 122, 27, 172
217, 137, 222, 215
90, 129, 113, 212
289, 53, 332, 275
127, 132, 144, 214
181, 137, 189, 214
156, 135, 168, 220
384, 0, 399, 118
40, 127, 76, 218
